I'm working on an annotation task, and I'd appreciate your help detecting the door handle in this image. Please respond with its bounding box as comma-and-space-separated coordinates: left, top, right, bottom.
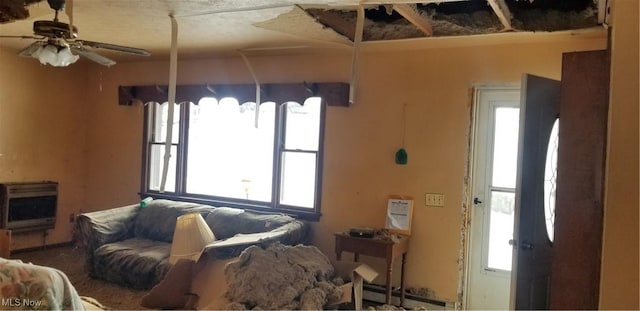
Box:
473, 197, 482, 205
509, 239, 534, 250
520, 241, 534, 250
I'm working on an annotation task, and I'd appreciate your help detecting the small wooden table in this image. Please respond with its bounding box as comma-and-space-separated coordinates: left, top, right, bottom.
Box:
334, 232, 410, 306
0, 230, 11, 258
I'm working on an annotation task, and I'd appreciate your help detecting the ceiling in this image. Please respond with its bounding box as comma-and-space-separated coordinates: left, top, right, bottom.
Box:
0, 0, 605, 64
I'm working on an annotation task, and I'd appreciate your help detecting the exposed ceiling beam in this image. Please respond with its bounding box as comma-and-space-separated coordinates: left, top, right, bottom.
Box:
597, 0, 607, 24
393, 4, 433, 37
486, 0, 512, 30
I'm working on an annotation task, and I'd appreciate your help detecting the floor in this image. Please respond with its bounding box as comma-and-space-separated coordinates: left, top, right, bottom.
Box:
11, 245, 146, 310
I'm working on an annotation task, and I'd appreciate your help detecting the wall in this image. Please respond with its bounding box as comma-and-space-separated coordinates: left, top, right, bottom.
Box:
599, 0, 640, 309
83, 33, 605, 301
0, 49, 88, 249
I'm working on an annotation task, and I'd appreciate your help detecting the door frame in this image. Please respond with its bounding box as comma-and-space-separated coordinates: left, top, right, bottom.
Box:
459, 84, 520, 310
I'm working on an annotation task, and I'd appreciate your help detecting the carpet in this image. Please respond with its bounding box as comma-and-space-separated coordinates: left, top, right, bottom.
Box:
11, 245, 147, 310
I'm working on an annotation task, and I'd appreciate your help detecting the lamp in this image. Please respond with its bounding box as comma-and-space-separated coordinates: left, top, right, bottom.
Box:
169, 213, 215, 264
30, 44, 79, 67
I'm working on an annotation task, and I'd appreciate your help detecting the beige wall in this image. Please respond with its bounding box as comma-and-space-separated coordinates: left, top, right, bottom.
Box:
599, 0, 640, 309
0, 5, 635, 306
0, 49, 88, 249
81, 33, 605, 301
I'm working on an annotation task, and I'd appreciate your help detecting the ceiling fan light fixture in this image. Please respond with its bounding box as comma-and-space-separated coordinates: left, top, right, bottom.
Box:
31, 44, 79, 67
2, 0, 148, 67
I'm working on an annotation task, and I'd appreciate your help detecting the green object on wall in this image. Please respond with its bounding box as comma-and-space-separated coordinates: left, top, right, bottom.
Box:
395, 103, 409, 165
395, 148, 408, 165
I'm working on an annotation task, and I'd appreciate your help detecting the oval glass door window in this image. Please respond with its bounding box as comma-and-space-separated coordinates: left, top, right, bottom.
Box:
543, 119, 559, 242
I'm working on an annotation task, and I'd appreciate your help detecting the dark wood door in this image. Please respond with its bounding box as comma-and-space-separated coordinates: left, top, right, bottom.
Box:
511, 74, 560, 309
510, 50, 610, 310
549, 50, 609, 310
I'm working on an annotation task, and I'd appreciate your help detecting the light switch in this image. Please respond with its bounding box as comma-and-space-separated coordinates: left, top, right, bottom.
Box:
425, 193, 445, 207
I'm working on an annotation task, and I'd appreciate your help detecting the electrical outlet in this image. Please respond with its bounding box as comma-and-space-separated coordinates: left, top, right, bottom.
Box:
425, 193, 445, 207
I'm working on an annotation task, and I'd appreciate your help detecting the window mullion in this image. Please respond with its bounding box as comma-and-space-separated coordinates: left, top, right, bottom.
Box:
147, 103, 156, 143
272, 103, 286, 209
141, 103, 153, 194
281, 149, 318, 154
313, 100, 327, 215
175, 102, 189, 195
488, 186, 515, 193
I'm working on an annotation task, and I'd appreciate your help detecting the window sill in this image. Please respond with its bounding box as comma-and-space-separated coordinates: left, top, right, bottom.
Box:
138, 192, 321, 222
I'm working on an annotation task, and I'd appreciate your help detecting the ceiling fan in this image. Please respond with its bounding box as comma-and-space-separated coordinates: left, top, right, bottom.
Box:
0, 0, 150, 67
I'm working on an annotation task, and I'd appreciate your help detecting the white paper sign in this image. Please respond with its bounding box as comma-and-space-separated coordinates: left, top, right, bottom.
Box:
385, 199, 413, 234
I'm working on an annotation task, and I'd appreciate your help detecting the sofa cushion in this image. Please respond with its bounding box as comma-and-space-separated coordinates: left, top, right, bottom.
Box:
205, 207, 295, 240
134, 199, 213, 243
92, 237, 172, 289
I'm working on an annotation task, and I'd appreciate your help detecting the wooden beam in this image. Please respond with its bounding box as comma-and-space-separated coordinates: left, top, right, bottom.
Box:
486, 0, 512, 30
119, 83, 351, 107
597, 0, 607, 24
393, 4, 433, 37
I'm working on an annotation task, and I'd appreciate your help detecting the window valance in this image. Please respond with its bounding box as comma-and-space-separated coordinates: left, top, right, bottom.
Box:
118, 82, 349, 107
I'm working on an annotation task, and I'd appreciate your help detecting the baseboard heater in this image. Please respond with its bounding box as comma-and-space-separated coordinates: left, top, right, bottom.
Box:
362, 283, 453, 310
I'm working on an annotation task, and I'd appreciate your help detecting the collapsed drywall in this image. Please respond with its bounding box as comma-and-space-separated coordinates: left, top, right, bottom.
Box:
253, 5, 352, 45
0, 0, 42, 23
511, 7, 598, 31
260, 2, 599, 42
224, 243, 345, 310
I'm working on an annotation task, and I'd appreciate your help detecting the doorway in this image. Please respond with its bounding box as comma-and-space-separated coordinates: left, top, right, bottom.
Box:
465, 87, 520, 310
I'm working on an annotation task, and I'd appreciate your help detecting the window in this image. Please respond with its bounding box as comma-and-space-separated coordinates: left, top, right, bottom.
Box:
142, 96, 325, 219
543, 118, 559, 242
147, 102, 180, 193
486, 106, 519, 271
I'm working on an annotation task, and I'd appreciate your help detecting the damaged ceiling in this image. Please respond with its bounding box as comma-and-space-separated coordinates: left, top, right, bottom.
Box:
0, 0, 606, 62
301, 0, 601, 41
0, 0, 42, 23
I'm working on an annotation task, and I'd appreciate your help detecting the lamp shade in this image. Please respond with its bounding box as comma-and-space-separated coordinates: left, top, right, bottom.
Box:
169, 213, 215, 264
31, 44, 79, 67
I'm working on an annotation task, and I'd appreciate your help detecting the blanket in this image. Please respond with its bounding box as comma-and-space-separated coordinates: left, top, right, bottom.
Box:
0, 258, 85, 310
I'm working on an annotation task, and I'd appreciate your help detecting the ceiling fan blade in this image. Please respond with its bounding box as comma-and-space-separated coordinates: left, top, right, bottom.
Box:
18, 41, 45, 57
70, 46, 116, 67
76, 40, 150, 56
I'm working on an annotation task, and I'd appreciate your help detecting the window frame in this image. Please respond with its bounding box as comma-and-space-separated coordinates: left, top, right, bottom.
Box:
140, 98, 327, 221
478, 92, 520, 275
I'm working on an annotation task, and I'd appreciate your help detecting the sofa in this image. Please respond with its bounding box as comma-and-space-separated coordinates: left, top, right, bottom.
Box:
75, 199, 309, 289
